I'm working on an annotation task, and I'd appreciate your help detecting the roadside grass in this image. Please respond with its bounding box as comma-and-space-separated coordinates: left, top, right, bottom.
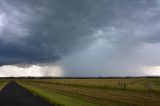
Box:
18, 81, 128, 106
0, 80, 8, 90
17, 78, 160, 106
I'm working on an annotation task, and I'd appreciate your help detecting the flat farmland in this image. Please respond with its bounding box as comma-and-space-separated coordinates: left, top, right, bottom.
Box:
16, 78, 160, 106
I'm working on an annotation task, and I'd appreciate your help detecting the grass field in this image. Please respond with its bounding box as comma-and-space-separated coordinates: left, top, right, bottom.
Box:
15, 78, 160, 106
0, 80, 8, 90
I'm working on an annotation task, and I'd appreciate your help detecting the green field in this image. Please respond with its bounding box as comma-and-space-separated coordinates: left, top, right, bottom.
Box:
14, 78, 160, 106
0, 80, 8, 90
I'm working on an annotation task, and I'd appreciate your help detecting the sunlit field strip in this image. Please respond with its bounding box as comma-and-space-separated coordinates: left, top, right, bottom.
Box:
21, 78, 160, 92
17, 78, 160, 106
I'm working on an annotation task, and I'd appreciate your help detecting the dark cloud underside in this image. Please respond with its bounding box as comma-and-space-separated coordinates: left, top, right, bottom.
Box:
0, 0, 160, 69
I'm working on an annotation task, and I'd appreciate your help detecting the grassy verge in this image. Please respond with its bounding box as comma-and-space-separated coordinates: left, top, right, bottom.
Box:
17, 81, 129, 106
16, 78, 160, 106
0, 80, 8, 90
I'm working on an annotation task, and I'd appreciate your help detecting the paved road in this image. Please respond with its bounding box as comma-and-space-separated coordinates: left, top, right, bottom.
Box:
0, 81, 53, 106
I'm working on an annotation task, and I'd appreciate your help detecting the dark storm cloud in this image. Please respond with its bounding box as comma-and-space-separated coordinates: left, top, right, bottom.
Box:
0, 0, 160, 67
0, 0, 96, 65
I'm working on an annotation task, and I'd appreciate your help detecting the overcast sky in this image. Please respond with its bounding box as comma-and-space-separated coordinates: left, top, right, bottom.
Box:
0, 0, 160, 77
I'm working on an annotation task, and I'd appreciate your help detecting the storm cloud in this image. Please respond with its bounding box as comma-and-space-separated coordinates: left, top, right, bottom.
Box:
0, 0, 160, 76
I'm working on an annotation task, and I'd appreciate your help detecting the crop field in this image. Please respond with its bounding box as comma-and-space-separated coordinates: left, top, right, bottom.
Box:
15, 78, 160, 106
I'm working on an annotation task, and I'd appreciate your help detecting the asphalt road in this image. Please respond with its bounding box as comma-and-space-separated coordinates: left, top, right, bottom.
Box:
0, 81, 53, 106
